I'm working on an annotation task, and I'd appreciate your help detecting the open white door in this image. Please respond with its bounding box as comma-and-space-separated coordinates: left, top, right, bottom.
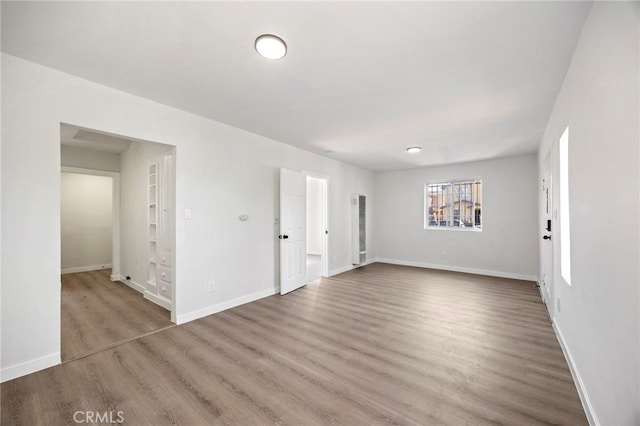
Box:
541, 153, 554, 316
280, 168, 307, 295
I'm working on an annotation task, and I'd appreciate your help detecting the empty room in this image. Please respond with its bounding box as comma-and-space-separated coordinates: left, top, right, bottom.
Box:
1, 2, 638, 426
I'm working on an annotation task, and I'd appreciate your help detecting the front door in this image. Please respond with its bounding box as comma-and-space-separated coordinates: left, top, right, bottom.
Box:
279, 168, 307, 295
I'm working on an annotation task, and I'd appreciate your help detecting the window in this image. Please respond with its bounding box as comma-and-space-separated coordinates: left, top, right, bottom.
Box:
425, 180, 482, 230
559, 127, 571, 285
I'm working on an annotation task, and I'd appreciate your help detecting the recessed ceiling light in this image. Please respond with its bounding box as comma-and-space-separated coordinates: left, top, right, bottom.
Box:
255, 34, 287, 60
406, 146, 422, 154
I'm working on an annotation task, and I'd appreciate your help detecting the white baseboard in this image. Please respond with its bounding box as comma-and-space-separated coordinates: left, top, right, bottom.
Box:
111, 276, 167, 309
62, 264, 112, 275
553, 322, 599, 426
328, 258, 376, 277
328, 264, 355, 276
124, 275, 147, 294
1, 352, 60, 383
536, 281, 552, 319
176, 288, 278, 325
113, 275, 145, 294
375, 258, 537, 282
144, 291, 172, 311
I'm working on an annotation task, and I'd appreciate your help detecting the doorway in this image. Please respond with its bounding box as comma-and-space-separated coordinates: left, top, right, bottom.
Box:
60, 169, 118, 276
306, 175, 328, 282
279, 169, 329, 295
540, 153, 554, 317
60, 123, 176, 361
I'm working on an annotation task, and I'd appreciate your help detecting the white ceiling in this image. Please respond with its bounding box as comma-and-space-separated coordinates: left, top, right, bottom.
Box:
2, 1, 592, 171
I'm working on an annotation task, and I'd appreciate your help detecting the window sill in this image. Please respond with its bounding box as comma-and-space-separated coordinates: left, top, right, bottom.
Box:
424, 227, 482, 232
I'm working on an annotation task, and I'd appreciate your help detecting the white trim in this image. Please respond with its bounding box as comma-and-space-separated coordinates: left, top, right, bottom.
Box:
1, 352, 60, 383
329, 264, 356, 277
61, 166, 121, 278
111, 275, 145, 294
424, 226, 482, 233
303, 171, 330, 279
61, 264, 113, 275
176, 288, 278, 325
302, 169, 330, 181
144, 291, 172, 311
553, 322, 599, 426
328, 258, 376, 277
375, 258, 537, 282
536, 281, 553, 320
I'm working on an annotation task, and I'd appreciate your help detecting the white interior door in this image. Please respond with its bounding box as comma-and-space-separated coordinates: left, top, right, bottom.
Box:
320, 177, 329, 278
541, 154, 554, 316
280, 168, 307, 295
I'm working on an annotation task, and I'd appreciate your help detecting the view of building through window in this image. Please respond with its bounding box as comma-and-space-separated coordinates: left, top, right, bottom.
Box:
425, 180, 482, 230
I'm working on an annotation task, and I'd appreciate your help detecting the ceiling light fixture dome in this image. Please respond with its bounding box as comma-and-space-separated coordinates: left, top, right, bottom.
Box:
255, 34, 287, 60
406, 146, 422, 154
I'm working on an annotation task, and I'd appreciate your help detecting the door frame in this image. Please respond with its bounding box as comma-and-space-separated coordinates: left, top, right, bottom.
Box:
540, 152, 554, 317
303, 170, 329, 278
61, 166, 121, 279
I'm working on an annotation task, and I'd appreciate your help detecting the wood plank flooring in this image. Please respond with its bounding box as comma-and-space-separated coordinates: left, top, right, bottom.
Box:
61, 269, 172, 361
2, 263, 587, 425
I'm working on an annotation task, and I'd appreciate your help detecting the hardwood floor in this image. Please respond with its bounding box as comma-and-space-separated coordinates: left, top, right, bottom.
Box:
2, 263, 587, 425
307, 254, 322, 282
61, 269, 173, 361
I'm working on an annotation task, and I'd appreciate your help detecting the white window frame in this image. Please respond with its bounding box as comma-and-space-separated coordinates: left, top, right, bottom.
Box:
559, 127, 571, 285
424, 179, 482, 232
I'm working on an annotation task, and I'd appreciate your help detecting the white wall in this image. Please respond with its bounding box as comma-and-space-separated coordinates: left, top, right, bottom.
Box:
374, 154, 538, 280
119, 140, 173, 290
537, 3, 639, 425
61, 145, 120, 172
0, 53, 375, 381
306, 177, 323, 255
60, 173, 112, 272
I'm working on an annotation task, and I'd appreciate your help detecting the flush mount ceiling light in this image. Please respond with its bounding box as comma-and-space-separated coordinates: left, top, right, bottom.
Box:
406, 146, 422, 154
255, 34, 287, 60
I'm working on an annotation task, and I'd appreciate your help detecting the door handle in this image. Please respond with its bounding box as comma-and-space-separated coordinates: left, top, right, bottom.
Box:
278, 235, 289, 239
543, 235, 551, 240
